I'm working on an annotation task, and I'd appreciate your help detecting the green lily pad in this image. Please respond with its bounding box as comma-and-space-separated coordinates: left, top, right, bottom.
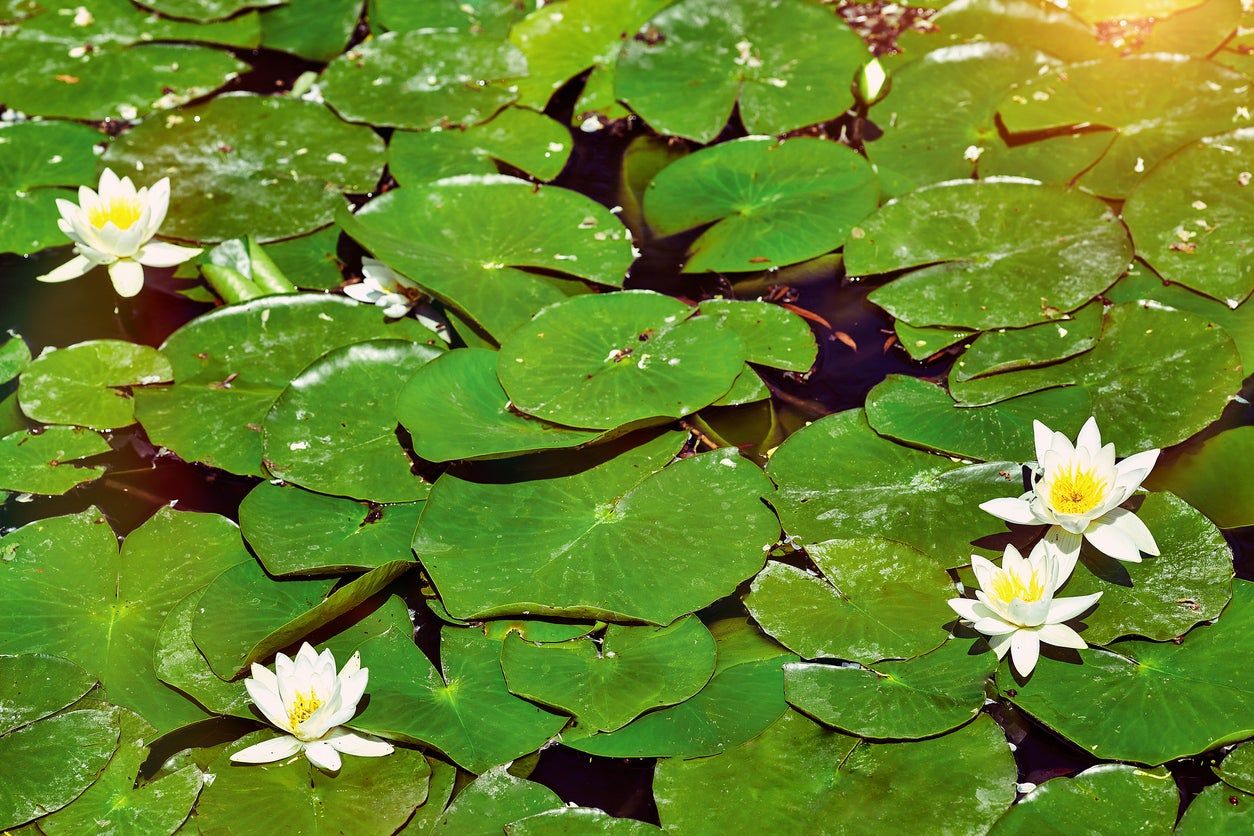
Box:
567, 617, 796, 758
949, 303, 1244, 451
999, 580, 1254, 765
262, 340, 441, 502
745, 538, 952, 663
894, 320, 974, 361
643, 137, 878, 273
260, 0, 362, 61
892, 0, 1106, 64
0, 121, 102, 256
397, 348, 602, 462
617, 134, 688, 239
396, 756, 456, 834
38, 708, 203, 836
0, 426, 109, 496
509, 0, 674, 120
616, 0, 869, 142
18, 340, 171, 430
501, 616, 717, 732
195, 732, 431, 836
321, 30, 526, 130
506, 808, 662, 835
1218, 743, 1254, 793
865, 374, 1092, 462
104, 93, 386, 243
784, 639, 995, 739
261, 226, 345, 291
239, 481, 423, 577
997, 54, 1252, 198
0, 333, 30, 384
1177, 784, 1254, 835
350, 627, 568, 774
368, 0, 527, 37
1068, 0, 1201, 21
0, 705, 120, 831
1123, 128, 1254, 307
136, 0, 278, 22
850, 179, 1132, 330
954, 302, 1104, 382
415, 433, 780, 623
0, 508, 250, 734
135, 295, 436, 476
653, 711, 1015, 835
1052, 493, 1233, 645
9, 0, 260, 49
1137, 0, 1246, 56
698, 299, 817, 372
498, 292, 745, 430
389, 107, 571, 186
989, 765, 1177, 835
337, 176, 633, 340
767, 409, 1021, 565
429, 767, 562, 836
0, 654, 97, 736
478, 620, 600, 644
191, 556, 411, 679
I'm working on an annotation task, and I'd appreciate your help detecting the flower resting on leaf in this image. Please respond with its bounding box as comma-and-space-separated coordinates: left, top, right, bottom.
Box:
979, 417, 1159, 581
344, 258, 423, 319
36, 168, 202, 298
230, 643, 393, 773
949, 542, 1102, 677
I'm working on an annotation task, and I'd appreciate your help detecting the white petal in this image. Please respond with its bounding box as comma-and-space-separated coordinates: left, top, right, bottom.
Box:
136, 240, 202, 267
1117, 449, 1160, 481
1043, 528, 1081, 590
1102, 507, 1159, 556
1076, 416, 1101, 455
988, 632, 1014, 660
145, 177, 170, 235
970, 555, 1000, 594
326, 730, 393, 758
382, 301, 411, 319
98, 168, 122, 199
343, 283, 379, 304
1033, 420, 1054, 466
948, 598, 983, 622
1084, 518, 1143, 563
1038, 622, 1087, 650
336, 669, 368, 715
980, 497, 1039, 525
973, 617, 1018, 636
1046, 592, 1103, 623
246, 676, 291, 731
304, 740, 342, 773
108, 259, 145, 297
338, 651, 361, 680
1010, 630, 1041, 676
37, 254, 95, 283
229, 735, 303, 764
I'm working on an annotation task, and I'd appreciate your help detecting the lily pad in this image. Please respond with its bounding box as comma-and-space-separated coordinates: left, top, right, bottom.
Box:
239, 481, 423, 576
414, 433, 780, 623
498, 292, 745, 430
396, 756, 456, 834
429, 767, 562, 836
136, 0, 279, 22
337, 175, 633, 340
104, 93, 386, 243
368, 0, 526, 38
997, 54, 1252, 198
767, 409, 1021, 565
949, 303, 1244, 451
19, 340, 172, 430
321, 30, 526, 130
892, 0, 1106, 64
501, 616, 717, 731
1218, 743, 1254, 793
616, 0, 869, 143
0, 333, 30, 383
195, 732, 431, 836
0, 508, 250, 734
850, 179, 1132, 330
350, 627, 568, 774
784, 639, 995, 739
134, 294, 436, 476
506, 808, 662, 835
953, 302, 1104, 382
894, 320, 974, 361
567, 617, 796, 759
9, 0, 260, 49
397, 348, 602, 462
1177, 784, 1254, 835
389, 107, 571, 186
1123, 128, 1254, 307
698, 299, 817, 372
653, 711, 1015, 835
0, 426, 109, 496
261, 226, 345, 291
1137, 0, 1246, 57
260, 0, 362, 61
0, 654, 97, 736
1147, 428, 1254, 530
0, 121, 102, 255
989, 765, 1177, 834
263, 340, 441, 502
744, 538, 952, 663
643, 137, 879, 273
999, 580, 1254, 765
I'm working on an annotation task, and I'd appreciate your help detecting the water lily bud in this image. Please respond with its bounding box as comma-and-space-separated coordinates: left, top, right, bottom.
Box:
856, 58, 889, 107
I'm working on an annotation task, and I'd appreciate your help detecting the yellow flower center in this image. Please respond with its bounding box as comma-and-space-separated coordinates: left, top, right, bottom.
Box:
287, 691, 322, 729
992, 571, 1046, 604
1049, 466, 1107, 515
87, 197, 142, 230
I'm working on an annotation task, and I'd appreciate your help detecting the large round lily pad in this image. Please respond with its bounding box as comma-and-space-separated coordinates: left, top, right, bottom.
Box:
952, 302, 1104, 382
497, 292, 745, 430
0, 120, 102, 256
429, 767, 562, 836
1218, 743, 1254, 794
616, 0, 869, 142
0, 654, 97, 736
989, 765, 1177, 835
643, 137, 878, 273
0, 426, 109, 496
19, 340, 172, 430
1177, 784, 1254, 835
388, 107, 571, 186
414, 433, 779, 623
849, 179, 1132, 330
1148, 426, 1254, 529
105, 93, 386, 243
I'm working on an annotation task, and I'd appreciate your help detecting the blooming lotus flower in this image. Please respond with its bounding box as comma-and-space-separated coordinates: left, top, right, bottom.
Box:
36, 168, 202, 298
949, 542, 1102, 676
979, 417, 1160, 580
230, 643, 393, 773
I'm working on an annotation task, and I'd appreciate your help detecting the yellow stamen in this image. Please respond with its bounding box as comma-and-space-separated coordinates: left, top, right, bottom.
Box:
992, 571, 1046, 603
287, 691, 321, 728
87, 198, 142, 230
1049, 466, 1107, 515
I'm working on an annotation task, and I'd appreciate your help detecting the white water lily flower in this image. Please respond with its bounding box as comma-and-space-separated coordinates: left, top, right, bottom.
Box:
344, 257, 424, 319
230, 642, 393, 773
36, 168, 202, 297
949, 542, 1102, 676
979, 416, 1160, 579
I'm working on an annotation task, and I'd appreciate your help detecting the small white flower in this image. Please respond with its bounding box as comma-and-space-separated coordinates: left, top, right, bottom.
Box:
857, 58, 888, 106
36, 168, 201, 298
979, 416, 1160, 577
949, 542, 1102, 677
229, 643, 393, 773
343, 257, 422, 319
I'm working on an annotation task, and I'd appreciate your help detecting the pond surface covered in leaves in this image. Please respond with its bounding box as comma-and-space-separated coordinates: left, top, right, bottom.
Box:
1, 0, 1253, 833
